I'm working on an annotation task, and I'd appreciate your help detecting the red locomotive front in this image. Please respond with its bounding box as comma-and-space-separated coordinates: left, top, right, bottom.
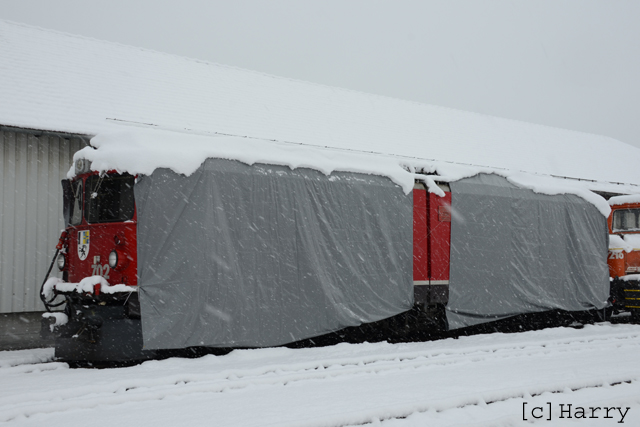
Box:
41, 159, 148, 363
61, 170, 138, 288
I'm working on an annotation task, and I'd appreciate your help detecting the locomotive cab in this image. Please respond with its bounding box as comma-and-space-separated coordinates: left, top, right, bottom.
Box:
60, 171, 137, 287
608, 202, 640, 317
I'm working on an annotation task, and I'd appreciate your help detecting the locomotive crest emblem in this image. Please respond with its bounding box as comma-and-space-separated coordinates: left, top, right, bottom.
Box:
78, 230, 90, 261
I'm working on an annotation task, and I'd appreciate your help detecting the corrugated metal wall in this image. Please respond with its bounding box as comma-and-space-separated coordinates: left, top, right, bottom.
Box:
0, 128, 87, 313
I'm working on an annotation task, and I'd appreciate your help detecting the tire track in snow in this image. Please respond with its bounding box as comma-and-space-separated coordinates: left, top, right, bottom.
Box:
320, 380, 639, 427
0, 348, 54, 369
2, 330, 640, 422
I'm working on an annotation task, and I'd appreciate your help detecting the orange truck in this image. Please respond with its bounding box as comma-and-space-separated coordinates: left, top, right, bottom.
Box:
607, 197, 640, 318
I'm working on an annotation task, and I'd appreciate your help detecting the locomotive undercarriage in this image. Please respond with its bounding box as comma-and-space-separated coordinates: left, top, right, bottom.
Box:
617, 279, 640, 321
42, 293, 158, 366
43, 283, 614, 366
43, 296, 450, 365
42, 290, 615, 367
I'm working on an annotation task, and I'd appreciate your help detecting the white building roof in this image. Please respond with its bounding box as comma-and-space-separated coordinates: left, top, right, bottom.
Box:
1, 19, 639, 213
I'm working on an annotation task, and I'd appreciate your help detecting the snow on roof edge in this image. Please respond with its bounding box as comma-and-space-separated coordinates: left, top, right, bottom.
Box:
72, 128, 617, 216
609, 194, 640, 206
95, 119, 640, 188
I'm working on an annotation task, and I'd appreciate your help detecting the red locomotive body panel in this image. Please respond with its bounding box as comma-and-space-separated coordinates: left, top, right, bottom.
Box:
67, 221, 138, 287
58, 171, 139, 290
412, 183, 451, 305
429, 190, 451, 284
413, 185, 428, 282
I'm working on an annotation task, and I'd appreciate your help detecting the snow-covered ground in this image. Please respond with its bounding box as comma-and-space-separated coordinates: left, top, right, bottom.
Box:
2, 323, 640, 426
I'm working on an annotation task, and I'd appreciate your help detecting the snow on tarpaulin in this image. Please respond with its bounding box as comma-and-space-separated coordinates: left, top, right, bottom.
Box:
70, 129, 421, 194
134, 159, 413, 349
447, 174, 609, 329
71, 128, 614, 215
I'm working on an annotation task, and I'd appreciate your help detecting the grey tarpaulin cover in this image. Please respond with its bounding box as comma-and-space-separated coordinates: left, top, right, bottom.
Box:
447, 174, 609, 329
135, 159, 413, 349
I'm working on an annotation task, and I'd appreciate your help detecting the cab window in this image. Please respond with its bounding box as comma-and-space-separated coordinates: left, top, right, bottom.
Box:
84, 174, 135, 223
613, 208, 640, 232
62, 179, 84, 226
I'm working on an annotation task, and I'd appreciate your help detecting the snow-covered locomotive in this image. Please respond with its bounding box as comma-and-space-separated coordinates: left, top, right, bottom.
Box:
41, 150, 610, 364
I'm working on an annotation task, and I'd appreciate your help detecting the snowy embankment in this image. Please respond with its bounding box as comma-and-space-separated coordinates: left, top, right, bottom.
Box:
2, 324, 640, 426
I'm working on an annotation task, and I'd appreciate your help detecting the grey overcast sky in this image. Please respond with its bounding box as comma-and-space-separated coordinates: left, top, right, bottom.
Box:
3, 0, 640, 148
